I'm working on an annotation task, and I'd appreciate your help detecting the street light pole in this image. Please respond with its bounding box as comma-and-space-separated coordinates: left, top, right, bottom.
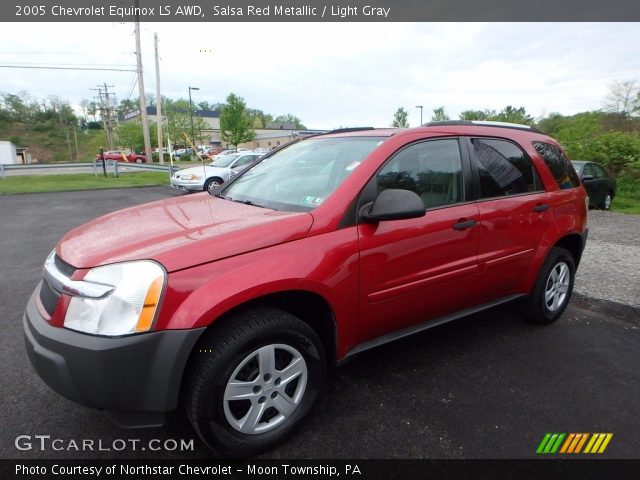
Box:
188, 86, 199, 146
415, 105, 423, 125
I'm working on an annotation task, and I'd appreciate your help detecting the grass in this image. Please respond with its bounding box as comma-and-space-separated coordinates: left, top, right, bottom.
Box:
0, 172, 170, 194
611, 177, 640, 215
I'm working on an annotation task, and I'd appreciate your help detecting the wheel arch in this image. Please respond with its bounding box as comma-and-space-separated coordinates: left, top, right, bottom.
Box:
185, 289, 337, 367
553, 233, 584, 267
178, 289, 338, 409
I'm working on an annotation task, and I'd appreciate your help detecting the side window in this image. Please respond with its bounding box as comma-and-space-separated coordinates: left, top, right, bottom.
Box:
592, 164, 607, 179
471, 138, 542, 198
583, 163, 595, 177
533, 142, 581, 189
234, 155, 255, 167
377, 139, 463, 209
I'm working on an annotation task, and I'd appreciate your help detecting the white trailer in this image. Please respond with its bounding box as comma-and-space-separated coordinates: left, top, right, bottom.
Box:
0, 141, 18, 165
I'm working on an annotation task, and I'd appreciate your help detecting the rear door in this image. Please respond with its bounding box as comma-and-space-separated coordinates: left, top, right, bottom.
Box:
358, 138, 481, 341
465, 137, 552, 303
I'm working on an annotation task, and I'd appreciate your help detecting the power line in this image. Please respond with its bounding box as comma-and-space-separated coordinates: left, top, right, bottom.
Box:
0, 64, 135, 72
1, 61, 136, 68
0, 51, 133, 55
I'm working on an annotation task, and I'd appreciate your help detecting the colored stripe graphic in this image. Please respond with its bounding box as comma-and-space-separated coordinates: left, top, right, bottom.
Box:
584, 433, 613, 454
536, 433, 565, 454
538, 433, 613, 454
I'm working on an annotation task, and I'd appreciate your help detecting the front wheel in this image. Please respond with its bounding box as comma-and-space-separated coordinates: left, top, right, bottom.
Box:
185, 308, 326, 457
204, 177, 222, 194
523, 247, 575, 325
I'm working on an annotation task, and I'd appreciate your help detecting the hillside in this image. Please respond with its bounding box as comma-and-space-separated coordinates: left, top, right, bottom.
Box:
0, 121, 106, 163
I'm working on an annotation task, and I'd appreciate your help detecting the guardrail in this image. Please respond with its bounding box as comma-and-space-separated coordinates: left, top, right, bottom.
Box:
0, 161, 180, 179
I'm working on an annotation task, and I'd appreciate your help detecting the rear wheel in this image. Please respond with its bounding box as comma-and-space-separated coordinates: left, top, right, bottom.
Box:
135, 157, 144, 163
185, 308, 326, 457
523, 247, 575, 325
601, 192, 612, 210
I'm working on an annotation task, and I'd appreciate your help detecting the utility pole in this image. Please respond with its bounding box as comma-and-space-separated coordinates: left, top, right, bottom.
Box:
135, 4, 152, 161
91, 85, 115, 150
154, 32, 164, 164
188, 86, 200, 146
103, 83, 116, 147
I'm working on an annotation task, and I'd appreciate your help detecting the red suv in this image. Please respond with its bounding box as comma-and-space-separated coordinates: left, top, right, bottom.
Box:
95, 150, 147, 163
24, 122, 588, 456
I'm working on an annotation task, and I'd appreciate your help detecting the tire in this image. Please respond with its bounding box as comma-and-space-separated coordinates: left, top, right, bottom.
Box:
204, 177, 223, 194
185, 308, 326, 457
601, 192, 612, 210
135, 157, 144, 164
523, 247, 575, 325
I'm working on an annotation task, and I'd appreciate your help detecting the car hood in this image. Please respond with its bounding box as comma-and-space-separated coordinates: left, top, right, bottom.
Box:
58, 193, 313, 272
175, 165, 229, 177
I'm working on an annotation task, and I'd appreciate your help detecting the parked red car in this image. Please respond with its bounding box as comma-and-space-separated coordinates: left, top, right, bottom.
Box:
95, 150, 147, 163
25, 122, 587, 456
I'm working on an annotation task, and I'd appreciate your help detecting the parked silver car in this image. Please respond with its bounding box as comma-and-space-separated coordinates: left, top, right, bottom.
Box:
170, 153, 262, 193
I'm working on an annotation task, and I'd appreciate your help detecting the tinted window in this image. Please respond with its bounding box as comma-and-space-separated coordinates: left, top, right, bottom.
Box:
582, 163, 595, 177
472, 138, 542, 198
377, 139, 462, 209
592, 164, 608, 179
533, 142, 581, 189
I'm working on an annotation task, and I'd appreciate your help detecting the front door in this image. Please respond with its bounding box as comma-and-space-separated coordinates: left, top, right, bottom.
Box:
358, 138, 480, 341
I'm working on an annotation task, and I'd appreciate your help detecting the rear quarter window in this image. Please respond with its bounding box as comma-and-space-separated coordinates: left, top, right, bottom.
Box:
533, 142, 581, 189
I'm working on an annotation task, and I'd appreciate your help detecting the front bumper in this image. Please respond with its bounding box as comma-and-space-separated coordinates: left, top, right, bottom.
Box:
170, 178, 204, 192
23, 287, 205, 427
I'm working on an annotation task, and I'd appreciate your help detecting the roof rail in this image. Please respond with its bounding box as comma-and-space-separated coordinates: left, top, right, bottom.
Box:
324, 127, 375, 134
423, 120, 542, 134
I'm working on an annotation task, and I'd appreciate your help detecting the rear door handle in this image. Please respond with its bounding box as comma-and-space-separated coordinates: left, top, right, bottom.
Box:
453, 219, 477, 231
533, 204, 549, 212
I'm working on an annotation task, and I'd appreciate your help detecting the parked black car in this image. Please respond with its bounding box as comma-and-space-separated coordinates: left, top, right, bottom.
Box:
572, 161, 616, 210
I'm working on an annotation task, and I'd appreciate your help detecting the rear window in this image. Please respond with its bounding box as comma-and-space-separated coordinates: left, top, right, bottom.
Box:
533, 142, 580, 189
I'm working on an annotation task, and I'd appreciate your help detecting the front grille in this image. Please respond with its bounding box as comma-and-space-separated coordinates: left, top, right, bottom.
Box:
54, 254, 77, 277
39, 280, 60, 316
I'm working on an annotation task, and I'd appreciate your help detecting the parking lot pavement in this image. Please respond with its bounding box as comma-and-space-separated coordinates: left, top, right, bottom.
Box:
0, 187, 638, 459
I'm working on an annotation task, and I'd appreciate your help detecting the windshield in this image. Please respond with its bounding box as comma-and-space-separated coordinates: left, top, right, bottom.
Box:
210, 154, 240, 168
221, 137, 384, 211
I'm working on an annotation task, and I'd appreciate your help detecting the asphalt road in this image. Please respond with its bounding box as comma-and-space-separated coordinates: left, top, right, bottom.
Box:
0, 187, 638, 459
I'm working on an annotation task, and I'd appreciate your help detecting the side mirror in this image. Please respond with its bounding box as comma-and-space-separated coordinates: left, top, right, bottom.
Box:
360, 189, 426, 223
582, 174, 594, 182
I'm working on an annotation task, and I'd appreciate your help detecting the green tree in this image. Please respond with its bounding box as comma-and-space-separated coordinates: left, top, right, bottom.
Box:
116, 121, 158, 151
459, 109, 497, 121
493, 106, 534, 125
273, 114, 306, 129
219, 93, 255, 147
391, 107, 409, 127
431, 106, 450, 122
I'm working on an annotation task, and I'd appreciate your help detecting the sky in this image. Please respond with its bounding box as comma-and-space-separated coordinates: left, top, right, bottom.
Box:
0, 22, 638, 129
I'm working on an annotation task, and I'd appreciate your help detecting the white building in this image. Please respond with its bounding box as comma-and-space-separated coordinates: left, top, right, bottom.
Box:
0, 141, 18, 165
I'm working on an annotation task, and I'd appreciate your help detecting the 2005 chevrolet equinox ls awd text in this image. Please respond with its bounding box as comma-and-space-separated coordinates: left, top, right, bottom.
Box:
24, 121, 588, 456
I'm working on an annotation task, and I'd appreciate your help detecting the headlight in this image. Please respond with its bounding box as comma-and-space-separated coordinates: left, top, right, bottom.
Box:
181, 173, 201, 181
65, 261, 165, 336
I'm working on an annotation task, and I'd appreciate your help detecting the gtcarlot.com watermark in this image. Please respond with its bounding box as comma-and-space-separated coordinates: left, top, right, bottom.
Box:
15, 434, 195, 452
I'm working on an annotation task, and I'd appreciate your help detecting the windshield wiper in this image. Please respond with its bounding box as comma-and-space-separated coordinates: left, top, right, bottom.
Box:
214, 193, 266, 208
234, 199, 266, 208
